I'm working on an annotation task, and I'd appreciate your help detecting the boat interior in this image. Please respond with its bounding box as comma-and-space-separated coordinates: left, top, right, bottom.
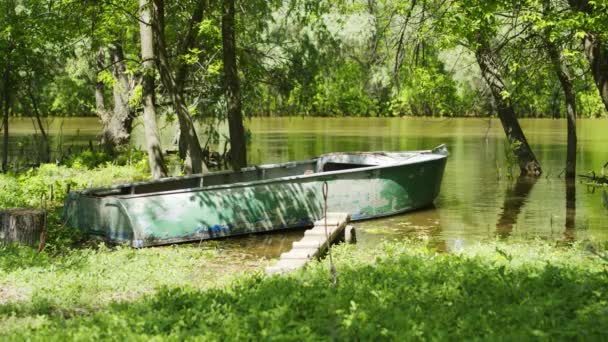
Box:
85, 151, 436, 197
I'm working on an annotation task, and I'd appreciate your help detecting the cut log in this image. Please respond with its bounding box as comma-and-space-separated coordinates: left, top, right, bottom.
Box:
0, 209, 46, 248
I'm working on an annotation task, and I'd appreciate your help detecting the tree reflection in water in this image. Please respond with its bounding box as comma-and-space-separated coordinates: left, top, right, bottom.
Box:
496, 176, 537, 238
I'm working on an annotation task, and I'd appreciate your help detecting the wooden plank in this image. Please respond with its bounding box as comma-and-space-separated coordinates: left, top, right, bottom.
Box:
266, 212, 350, 275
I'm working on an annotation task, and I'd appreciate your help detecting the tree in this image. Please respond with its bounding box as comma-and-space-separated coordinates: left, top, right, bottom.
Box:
475, 38, 542, 176
441, 0, 542, 176
139, 0, 169, 179
0, 0, 71, 170
566, 0, 608, 112
105, 42, 135, 150
222, 0, 247, 170
538, 0, 577, 178
152, 0, 209, 174
1, 1, 16, 172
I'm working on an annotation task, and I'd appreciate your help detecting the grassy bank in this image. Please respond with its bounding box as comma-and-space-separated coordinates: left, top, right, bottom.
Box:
1, 240, 606, 340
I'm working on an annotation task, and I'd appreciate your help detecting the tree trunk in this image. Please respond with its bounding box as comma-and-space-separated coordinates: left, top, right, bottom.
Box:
474, 42, 542, 176
222, 0, 247, 171
139, 0, 168, 179
107, 42, 134, 149
583, 33, 608, 112
173, 0, 206, 164
545, 39, 577, 178
27, 85, 50, 163
393, 0, 417, 91
152, 0, 208, 174
566, 0, 608, 112
0, 209, 45, 248
95, 47, 112, 152
2, 62, 9, 173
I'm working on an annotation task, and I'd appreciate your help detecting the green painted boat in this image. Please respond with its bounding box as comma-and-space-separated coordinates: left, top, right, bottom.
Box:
64, 145, 448, 247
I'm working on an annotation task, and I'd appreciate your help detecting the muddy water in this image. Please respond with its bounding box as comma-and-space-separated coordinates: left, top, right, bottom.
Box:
5, 117, 608, 257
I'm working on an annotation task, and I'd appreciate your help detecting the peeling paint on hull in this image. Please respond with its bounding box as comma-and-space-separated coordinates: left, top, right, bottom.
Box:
64, 148, 448, 247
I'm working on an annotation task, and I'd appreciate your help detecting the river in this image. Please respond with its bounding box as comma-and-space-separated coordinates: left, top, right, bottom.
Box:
4, 116, 608, 255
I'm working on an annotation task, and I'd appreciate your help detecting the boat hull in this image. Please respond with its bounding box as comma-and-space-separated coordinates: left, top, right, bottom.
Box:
64, 151, 447, 247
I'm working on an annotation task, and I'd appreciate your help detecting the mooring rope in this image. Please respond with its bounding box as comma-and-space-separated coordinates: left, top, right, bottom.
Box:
38, 193, 47, 253
322, 181, 338, 287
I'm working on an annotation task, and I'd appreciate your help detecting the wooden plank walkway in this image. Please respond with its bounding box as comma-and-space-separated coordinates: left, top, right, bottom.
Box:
266, 212, 354, 275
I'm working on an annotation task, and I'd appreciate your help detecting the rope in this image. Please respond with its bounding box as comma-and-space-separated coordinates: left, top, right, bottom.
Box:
322, 182, 338, 287
38, 193, 47, 253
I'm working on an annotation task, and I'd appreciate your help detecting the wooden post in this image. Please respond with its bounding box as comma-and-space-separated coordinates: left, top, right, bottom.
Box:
0, 209, 46, 248
344, 225, 356, 244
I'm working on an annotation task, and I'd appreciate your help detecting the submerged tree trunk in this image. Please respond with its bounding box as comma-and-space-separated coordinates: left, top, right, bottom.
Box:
152, 0, 208, 174
222, 0, 247, 171
139, 0, 168, 179
107, 43, 134, 150
545, 39, 577, 178
475, 41, 542, 176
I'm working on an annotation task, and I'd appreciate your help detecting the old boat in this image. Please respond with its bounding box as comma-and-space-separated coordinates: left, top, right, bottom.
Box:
64, 145, 448, 247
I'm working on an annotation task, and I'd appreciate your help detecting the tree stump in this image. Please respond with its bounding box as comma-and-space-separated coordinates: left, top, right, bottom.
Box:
0, 209, 46, 248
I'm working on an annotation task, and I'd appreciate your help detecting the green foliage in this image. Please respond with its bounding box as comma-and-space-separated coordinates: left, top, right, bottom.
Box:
311, 62, 374, 116
391, 66, 462, 117
2, 0, 607, 125
65, 151, 112, 169
2, 240, 607, 339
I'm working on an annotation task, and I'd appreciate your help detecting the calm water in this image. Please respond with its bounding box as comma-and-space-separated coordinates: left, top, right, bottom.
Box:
5, 117, 608, 256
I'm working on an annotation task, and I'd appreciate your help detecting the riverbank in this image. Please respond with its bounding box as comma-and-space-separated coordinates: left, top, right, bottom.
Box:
0, 158, 606, 339
1, 239, 606, 340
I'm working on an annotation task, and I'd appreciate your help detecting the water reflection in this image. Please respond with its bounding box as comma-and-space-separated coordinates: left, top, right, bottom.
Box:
355, 206, 443, 246
197, 229, 305, 260
496, 177, 537, 238
562, 179, 577, 243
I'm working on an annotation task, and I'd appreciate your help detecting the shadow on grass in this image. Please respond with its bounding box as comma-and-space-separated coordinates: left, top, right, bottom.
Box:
9, 245, 608, 340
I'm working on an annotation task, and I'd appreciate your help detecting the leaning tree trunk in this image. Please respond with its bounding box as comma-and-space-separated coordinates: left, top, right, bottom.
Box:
475, 42, 542, 177
222, 0, 247, 171
139, 0, 168, 179
152, 0, 208, 175
0, 209, 45, 249
546, 37, 577, 178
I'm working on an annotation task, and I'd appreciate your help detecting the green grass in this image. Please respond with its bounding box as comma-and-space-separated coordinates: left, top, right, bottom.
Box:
1, 240, 606, 340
